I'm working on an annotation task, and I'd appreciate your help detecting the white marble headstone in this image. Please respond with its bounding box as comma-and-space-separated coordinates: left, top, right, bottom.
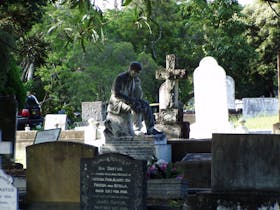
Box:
0, 169, 18, 210
226, 75, 235, 110
190, 57, 232, 138
44, 114, 67, 130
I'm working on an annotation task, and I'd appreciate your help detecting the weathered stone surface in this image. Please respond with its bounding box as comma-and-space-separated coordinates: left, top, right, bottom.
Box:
212, 134, 280, 192
101, 136, 157, 161
147, 178, 188, 199
26, 142, 98, 204
81, 153, 147, 210
155, 122, 189, 139
81, 101, 107, 122
242, 97, 278, 118
16, 130, 85, 168
0, 169, 18, 209
104, 112, 134, 138
167, 139, 211, 162
176, 154, 211, 188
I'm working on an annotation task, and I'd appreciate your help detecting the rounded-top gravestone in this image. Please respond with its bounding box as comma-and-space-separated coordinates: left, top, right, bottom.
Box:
190, 56, 232, 138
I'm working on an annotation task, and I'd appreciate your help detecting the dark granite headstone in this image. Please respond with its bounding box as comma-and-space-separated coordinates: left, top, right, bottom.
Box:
81, 153, 147, 210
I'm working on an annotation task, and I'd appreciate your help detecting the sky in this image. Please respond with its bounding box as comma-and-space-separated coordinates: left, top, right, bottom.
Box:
94, 0, 254, 11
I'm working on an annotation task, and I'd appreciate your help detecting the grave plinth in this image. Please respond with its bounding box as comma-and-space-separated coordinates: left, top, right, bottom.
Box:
101, 134, 171, 162
212, 133, 280, 192
188, 133, 280, 209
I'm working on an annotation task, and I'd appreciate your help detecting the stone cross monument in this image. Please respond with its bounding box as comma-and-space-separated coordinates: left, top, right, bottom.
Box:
155, 54, 189, 138
156, 54, 186, 110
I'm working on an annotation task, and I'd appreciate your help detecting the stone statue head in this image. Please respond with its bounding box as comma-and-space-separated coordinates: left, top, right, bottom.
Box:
130, 62, 142, 72
129, 62, 142, 77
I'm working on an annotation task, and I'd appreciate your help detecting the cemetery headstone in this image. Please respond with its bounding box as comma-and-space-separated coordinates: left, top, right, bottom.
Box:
190, 56, 231, 138
26, 141, 98, 209
80, 153, 147, 210
155, 54, 189, 138
33, 128, 61, 144
0, 96, 17, 160
212, 133, 280, 191
0, 169, 18, 210
242, 97, 278, 118
44, 114, 67, 130
226, 75, 235, 110
82, 101, 107, 122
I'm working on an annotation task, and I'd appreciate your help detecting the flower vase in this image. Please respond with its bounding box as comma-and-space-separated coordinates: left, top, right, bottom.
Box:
147, 178, 188, 199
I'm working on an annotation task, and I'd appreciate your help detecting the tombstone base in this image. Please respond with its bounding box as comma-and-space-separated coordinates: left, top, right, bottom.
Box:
101, 134, 170, 161
24, 202, 80, 210
273, 122, 280, 134
188, 190, 280, 209
154, 122, 189, 139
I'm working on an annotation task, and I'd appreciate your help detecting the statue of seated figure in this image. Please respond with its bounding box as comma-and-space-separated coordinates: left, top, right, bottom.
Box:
104, 62, 162, 138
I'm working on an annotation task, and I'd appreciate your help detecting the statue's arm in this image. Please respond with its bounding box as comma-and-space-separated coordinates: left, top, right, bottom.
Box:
113, 75, 134, 105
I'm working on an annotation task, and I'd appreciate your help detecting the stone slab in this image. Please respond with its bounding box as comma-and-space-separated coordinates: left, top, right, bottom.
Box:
26, 142, 98, 204
188, 191, 280, 210
212, 133, 280, 192
176, 159, 211, 188
16, 130, 85, 168
0, 169, 18, 210
154, 122, 189, 139
44, 114, 67, 130
33, 128, 61, 144
81, 101, 106, 122
242, 97, 278, 117
167, 139, 211, 162
80, 153, 147, 210
102, 135, 168, 161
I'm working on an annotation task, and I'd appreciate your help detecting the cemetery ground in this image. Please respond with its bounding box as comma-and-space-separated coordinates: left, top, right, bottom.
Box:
8, 112, 280, 210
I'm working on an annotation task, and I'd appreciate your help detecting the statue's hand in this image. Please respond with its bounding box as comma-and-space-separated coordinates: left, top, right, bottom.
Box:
131, 100, 142, 113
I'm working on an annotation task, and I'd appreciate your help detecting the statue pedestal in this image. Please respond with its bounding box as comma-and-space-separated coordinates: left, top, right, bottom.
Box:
101, 134, 171, 162
155, 108, 190, 139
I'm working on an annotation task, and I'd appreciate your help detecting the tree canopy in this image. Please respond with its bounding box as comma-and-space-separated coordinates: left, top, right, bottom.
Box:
0, 0, 279, 117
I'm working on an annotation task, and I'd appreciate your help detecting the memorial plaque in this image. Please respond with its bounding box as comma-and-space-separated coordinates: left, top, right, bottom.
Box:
34, 128, 61, 144
0, 169, 18, 210
81, 153, 147, 210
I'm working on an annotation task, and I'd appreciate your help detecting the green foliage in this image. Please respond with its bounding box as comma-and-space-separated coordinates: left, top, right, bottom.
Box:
0, 29, 25, 106
241, 1, 280, 97
13, 0, 280, 114
36, 34, 159, 114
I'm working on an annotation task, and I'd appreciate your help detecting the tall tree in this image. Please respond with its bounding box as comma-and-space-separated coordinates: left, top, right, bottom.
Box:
242, 1, 280, 97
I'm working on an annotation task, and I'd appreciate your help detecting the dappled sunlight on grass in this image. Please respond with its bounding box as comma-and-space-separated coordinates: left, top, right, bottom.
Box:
230, 115, 278, 130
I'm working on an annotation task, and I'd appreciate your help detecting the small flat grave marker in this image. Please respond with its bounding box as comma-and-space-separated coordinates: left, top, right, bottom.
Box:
44, 114, 67, 130
81, 153, 147, 210
0, 169, 18, 210
33, 128, 61, 144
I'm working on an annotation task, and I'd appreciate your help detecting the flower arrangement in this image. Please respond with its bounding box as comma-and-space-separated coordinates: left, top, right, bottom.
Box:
147, 158, 183, 179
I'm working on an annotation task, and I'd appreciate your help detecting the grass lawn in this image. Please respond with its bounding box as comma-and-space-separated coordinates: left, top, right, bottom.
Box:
230, 114, 279, 130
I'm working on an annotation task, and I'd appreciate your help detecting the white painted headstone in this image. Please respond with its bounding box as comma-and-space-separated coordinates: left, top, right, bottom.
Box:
190, 57, 232, 138
0, 169, 18, 210
44, 114, 67, 130
226, 75, 235, 110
